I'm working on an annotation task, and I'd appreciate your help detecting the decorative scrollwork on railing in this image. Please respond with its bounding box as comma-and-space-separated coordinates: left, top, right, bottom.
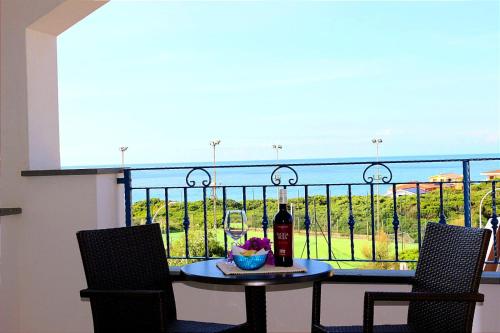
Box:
362, 163, 393, 184
185, 168, 212, 187
271, 165, 299, 185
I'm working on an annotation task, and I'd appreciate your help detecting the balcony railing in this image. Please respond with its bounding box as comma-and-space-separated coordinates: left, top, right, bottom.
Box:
118, 157, 499, 267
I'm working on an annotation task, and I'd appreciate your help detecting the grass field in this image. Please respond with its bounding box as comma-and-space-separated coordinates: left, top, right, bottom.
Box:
164, 228, 418, 269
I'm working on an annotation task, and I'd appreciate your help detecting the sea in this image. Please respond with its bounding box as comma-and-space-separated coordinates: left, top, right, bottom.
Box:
107, 153, 499, 203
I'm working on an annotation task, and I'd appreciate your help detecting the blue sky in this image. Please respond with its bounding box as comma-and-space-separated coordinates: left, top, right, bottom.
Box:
57, 1, 499, 166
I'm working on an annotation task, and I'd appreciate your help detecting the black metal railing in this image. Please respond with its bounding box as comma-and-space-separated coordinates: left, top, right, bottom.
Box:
117, 157, 499, 266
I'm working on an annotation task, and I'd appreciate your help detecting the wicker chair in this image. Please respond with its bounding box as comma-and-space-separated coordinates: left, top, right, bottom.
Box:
312, 222, 492, 333
77, 223, 244, 333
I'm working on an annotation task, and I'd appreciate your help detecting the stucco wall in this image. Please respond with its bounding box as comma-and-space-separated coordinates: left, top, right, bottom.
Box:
0, 173, 123, 333
17, 175, 98, 333
0, 1, 108, 331
172, 281, 499, 333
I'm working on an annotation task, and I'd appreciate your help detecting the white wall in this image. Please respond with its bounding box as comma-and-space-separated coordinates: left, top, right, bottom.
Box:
173, 281, 499, 333
0, 214, 22, 333
0, 172, 125, 333
15, 174, 122, 333
25, 28, 61, 169
0, 1, 108, 331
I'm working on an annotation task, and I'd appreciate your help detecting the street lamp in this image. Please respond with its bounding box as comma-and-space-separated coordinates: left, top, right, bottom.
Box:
272, 144, 283, 160
371, 138, 383, 162
272, 144, 283, 201
272, 144, 283, 183
119, 146, 128, 166
371, 138, 383, 232
210, 140, 221, 233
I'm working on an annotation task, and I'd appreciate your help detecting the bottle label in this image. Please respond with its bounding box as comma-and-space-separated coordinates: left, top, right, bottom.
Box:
274, 224, 293, 257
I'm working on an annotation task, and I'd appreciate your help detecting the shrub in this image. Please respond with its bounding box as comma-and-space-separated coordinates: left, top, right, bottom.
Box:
168, 229, 225, 266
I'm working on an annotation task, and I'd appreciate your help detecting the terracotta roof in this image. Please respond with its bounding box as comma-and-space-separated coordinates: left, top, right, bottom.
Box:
389, 183, 438, 192
392, 183, 441, 191
396, 183, 419, 190
420, 183, 440, 190
480, 169, 500, 175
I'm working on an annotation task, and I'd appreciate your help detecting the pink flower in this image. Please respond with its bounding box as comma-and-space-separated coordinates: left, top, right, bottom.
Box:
242, 237, 272, 251
228, 237, 275, 265
265, 251, 275, 265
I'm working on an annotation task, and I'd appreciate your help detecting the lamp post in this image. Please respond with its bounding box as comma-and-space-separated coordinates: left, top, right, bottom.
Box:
210, 140, 221, 233
272, 144, 282, 182
371, 138, 383, 232
119, 146, 128, 166
272, 144, 283, 200
272, 144, 283, 160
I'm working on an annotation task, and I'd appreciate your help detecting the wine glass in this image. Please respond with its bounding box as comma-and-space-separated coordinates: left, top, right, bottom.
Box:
224, 210, 248, 247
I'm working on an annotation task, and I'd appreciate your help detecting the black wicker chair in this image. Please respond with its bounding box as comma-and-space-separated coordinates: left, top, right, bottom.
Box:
77, 223, 244, 333
312, 222, 492, 333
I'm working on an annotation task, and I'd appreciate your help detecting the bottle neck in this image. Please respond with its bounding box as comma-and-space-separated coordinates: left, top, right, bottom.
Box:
279, 203, 287, 211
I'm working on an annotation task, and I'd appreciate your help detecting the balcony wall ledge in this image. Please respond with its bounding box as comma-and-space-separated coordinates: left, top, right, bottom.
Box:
0, 208, 22, 216
21, 167, 125, 177
169, 267, 500, 284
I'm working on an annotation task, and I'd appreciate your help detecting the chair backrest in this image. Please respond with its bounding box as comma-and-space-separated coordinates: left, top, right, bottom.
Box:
77, 223, 176, 332
408, 223, 491, 333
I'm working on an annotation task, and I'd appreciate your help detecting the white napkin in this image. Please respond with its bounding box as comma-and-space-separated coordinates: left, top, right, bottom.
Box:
255, 249, 268, 256
231, 245, 245, 255
231, 245, 268, 256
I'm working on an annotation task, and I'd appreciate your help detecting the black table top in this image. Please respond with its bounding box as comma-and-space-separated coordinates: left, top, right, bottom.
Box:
180, 259, 333, 287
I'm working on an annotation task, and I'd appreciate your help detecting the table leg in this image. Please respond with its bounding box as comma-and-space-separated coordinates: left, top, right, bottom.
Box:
244, 286, 267, 333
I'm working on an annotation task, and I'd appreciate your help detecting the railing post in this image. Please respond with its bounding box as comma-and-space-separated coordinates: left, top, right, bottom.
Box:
439, 182, 446, 225
463, 160, 471, 227
416, 183, 422, 250
369, 184, 376, 261
304, 185, 311, 259
347, 185, 356, 261
183, 188, 190, 257
262, 186, 269, 238
223, 187, 228, 256
117, 169, 132, 227
491, 181, 498, 262
145, 188, 151, 224
392, 184, 400, 261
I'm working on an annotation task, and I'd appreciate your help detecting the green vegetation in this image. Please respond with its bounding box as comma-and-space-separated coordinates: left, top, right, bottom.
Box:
133, 182, 495, 269
166, 229, 418, 268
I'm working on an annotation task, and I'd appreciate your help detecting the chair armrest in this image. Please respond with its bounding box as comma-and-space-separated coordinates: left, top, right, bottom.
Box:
363, 291, 484, 333
80, 289, 170, 332
80, 288, 168, 299
366, 291, 484, 303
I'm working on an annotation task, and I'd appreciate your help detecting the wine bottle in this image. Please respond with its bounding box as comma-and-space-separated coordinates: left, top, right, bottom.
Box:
273, 188, 294, 267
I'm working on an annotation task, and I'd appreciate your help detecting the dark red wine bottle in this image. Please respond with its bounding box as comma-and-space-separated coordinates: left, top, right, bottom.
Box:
273, 189, 294, 267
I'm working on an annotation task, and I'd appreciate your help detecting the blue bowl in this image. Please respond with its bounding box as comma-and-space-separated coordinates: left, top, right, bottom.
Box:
233, 253, 268, 270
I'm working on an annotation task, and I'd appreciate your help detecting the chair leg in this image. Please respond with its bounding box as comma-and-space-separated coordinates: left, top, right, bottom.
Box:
244, 286, 267, 333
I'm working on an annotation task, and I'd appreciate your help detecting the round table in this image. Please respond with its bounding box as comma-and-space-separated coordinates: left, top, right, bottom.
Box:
181, 259, 333, 333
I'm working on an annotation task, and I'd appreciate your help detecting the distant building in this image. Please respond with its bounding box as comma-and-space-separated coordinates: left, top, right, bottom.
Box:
428, 173, 463, 190
428, 173, 463, 182
480, 169, 500, 180
385, 182, 430, 197
386, 174, 464, 197
392, 187, 430, 197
